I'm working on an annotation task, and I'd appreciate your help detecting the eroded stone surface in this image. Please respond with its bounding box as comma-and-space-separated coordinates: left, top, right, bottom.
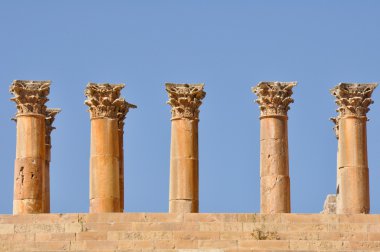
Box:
321, 194, 336, 214
45, 109, 61, 147
84, 83, 126, 119
253, 81, 296, 214
85, 83, 136, 213
117, 100, 136, 130
116, 100, 136, 212
42, 108, 61, 213
252, 81, 296, 117
10, 80, 50, 115
10, 80, 50, 214
166, 84, 205, 213
85, 83, 122, 213
0, 213, 379, 251
331, 83, 377, 214
166, 83, 206, 120
331, 83, 377, 117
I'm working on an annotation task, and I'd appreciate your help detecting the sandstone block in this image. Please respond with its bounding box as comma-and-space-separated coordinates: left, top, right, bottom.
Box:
239, 240, 289, 250
0, 224, 14, 234
198, 240, 237, 249
76, 231, 108, 240
173, 231, 219, 240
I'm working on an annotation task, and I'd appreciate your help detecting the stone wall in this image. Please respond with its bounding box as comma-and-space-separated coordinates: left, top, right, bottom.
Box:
0, 213, 379, 251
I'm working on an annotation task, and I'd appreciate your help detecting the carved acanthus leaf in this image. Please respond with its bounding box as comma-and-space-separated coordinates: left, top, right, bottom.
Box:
10, 80, 50, 115
252, 81, 297, 116
85, 83, 125, 119
117, 100, 137, 130
166, 83, 206, 120
331, 83, 377, 117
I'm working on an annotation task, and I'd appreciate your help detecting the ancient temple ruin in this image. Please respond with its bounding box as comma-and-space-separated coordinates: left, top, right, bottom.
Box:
2, 80, 380, 251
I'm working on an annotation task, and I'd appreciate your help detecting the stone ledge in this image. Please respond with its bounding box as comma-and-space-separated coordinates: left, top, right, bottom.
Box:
0, 213, 379, 251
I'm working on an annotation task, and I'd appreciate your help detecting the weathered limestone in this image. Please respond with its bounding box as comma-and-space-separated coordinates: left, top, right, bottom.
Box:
117, 101, 136, 212
166, 83, 206, 213
10, 80, 50, 214
1, 213, 380, 251
252, 81, 296, 214
321, 194, 336, 214
42, 108, 61, 213
331, 83, 377, 214
330, 116, 340, 213
85, 83, 126, 213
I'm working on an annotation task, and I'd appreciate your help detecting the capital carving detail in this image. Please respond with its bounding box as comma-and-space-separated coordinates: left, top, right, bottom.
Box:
166, 83, 206, 120
330, 83, 377, 117
117, 100, 137, 130
10, 80, 50, 115
84, 83, 126, 119
252, 81, 297, 117
45, 108, 61, 146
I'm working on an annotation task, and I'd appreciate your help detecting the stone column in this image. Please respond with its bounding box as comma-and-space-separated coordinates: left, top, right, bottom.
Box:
330, 116, 340, 197
117, 101, 136, 212
325, 116, 340, 214
10, 80, 50, 214
331, 83, 377, 214
85, 83, 125, 213
252, 81, 296, 214
166, 83, 206, 213
42, 108, 61, 213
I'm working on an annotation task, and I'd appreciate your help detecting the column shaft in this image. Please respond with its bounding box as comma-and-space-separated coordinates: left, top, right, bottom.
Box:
116, 100, 136, 213
13, 115, 45, 214
90, 118, 120, 213
42, 144, 51, 213
169, 119, 199, 213
337, 116, 369, 213
42, 108, 60, 213
118, 129, 124, 212
260, 115, 290, 213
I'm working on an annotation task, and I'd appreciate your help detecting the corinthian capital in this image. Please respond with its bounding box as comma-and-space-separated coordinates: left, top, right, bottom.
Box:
117, 100, 137, 130
330, 83, 377, 117
252, 81, 297, 117
10, 80, 50, 115
45, 108, 61, 145
84, 83, 126, 119
166, 83, 206, 120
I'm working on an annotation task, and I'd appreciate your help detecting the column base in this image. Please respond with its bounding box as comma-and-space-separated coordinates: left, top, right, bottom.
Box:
13, 199, 42, 214
169, 199, 198, 213
337, 167, 369, 214
90, 198, 120, 213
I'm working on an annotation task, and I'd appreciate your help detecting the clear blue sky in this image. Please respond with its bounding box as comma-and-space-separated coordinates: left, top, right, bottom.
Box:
1, 0, 380, 214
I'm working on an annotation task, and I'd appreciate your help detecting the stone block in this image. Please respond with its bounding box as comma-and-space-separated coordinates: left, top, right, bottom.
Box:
198, 240, 237, 249
84, 240, 118, 250
35, 232, 75, 241
64, 223, 83, 233
145, 213, 183, 223
0, 224, 14, 234
154, 240, 175, 249
173, 231, 219, 240
239, 240, 289, 250
174, 240, 198, 249
76, 231, 108, 240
